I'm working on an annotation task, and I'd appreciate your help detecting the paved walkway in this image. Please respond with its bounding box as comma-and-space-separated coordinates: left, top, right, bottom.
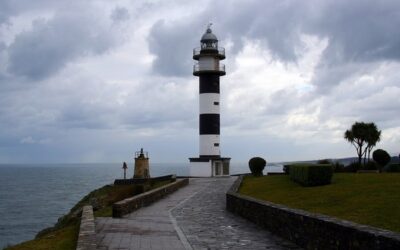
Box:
95, 178, 302, 250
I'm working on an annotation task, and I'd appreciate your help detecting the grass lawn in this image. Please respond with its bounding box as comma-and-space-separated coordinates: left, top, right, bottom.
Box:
5, 222, 79, 250
239, 173, 400, 233
5, 179, 174, 250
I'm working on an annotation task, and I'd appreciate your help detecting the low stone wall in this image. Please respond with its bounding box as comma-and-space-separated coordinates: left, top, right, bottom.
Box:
113, 178, 189, 218
76, 205, 97, 250
226, 176, 400, 250
114, 174, 175, 185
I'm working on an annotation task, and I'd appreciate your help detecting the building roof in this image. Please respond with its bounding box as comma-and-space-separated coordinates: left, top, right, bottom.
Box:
201, 27, 218, 42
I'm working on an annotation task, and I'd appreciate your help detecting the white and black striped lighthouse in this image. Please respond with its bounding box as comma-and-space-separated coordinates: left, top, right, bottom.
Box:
189, 24, 230, 177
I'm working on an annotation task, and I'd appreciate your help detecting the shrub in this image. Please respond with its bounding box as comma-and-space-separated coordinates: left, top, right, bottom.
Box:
386, 164, 400, 172
284, 163, 309, 174
333, 161, 345, 172
249, 157, 267, 176
289, 164, 333, 186
317, 159, 331, 164
345, 162, 361, 172
283, 165, 291, 175
373, 149, 391, 170
361, 161, 378, 170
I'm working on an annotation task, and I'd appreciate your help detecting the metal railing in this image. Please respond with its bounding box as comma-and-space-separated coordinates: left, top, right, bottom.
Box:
193, 47, 225, 57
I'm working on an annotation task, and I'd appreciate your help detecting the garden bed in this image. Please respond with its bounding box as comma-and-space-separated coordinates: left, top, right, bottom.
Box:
239, 173, 400, 232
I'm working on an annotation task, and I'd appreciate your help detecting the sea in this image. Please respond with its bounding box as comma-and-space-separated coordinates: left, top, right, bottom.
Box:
0, 162, 283, 248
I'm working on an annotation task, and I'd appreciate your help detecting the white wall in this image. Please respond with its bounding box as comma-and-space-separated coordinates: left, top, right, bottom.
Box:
200, 134, 220, 156
199, 93, 220, 114
199, 56, 218, 71
190, 161, 212, 177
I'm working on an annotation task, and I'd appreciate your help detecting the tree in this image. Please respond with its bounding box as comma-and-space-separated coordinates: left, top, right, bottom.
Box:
372, 149, 391, 171
365, 123, 381, 163
344, 122, 381, 166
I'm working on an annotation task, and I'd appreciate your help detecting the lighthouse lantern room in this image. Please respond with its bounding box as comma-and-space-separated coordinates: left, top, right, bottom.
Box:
189, 24, 230, 177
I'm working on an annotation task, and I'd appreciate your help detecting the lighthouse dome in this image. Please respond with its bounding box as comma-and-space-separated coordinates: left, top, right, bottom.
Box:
201, 27, 218, 42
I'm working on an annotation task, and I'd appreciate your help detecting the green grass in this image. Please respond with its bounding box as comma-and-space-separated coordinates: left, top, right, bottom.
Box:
5, 179, 174, 249
5, 222, 79, 250
239, 173, 400, 232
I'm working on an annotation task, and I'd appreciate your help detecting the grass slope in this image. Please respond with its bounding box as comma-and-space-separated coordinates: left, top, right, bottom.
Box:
240, 173, 400, 233
5, 222, 79, 250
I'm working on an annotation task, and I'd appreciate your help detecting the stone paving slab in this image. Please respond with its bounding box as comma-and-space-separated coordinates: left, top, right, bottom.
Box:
95, 179, 203, 250
172, 177, 302, 250
95, 177, 302, 250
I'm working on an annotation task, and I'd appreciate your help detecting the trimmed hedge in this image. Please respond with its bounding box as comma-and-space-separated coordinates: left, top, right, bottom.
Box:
289, 164, 333, 186
386, 164, 400, 172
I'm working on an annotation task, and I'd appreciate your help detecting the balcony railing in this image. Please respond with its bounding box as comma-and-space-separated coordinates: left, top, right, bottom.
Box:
193, 63, 225, 76
193, 47, 225, 59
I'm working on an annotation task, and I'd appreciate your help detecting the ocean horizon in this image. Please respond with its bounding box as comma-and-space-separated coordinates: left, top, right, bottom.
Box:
0, 162, 283, 248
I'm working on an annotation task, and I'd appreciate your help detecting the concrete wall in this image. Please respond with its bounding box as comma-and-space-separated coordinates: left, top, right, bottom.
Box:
226, 176, 400, 250
76, 205, 97, 250
190, 161, 212, 177
134, 157, 150, 178
114, 174, 175, 185
113, 178, 189, 218
199, 135, 220, 156
199, 93, 220, 114
199, 57, 218, 70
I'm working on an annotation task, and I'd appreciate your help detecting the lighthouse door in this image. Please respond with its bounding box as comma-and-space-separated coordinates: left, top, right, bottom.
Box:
213, 161, 223, 176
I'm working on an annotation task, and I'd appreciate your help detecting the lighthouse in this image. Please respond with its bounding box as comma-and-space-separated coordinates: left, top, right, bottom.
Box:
189, 24, 231, 177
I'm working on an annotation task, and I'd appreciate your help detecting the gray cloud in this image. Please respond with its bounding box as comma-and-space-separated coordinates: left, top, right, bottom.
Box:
110, 7, 130, 22
6, 9, 116, 81
148, 0, 400, 89
309, 0, 400, 64
148, 19, 200, 77
147, 1, 307, 76
1, 0, 400, 163
0, 0, 62, 24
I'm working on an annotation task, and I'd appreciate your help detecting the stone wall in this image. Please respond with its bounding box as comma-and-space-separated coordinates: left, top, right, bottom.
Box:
76, 205, 97, 250
113, 178, 189, 218
226, 176, 400, 250
114, 174, 175, 185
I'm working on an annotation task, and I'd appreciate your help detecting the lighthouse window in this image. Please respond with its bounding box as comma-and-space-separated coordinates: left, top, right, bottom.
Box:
214, 101, 219, 105
214, 143, 219, 147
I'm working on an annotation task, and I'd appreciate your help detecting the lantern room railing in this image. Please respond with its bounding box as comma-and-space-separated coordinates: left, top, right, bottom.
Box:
193, 47, 225, 60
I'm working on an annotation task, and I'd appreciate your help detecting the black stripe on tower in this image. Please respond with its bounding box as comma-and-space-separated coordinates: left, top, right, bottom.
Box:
199, 74, 220, 93
199, 114, 220, 134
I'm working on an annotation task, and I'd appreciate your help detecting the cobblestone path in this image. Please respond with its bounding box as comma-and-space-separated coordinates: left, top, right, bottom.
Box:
95, 177, 302, 249
172, 177, 302, 250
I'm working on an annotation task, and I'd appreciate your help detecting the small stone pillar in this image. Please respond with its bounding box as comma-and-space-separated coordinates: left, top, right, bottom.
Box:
134, 148, 150, 178
122, 162, 127, 179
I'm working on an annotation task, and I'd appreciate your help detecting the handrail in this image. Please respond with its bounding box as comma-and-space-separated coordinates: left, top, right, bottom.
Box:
193, 47, 225, 57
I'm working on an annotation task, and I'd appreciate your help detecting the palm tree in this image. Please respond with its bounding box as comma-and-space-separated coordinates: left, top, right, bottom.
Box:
365, 123, 381, 163
344, 122, 381, 166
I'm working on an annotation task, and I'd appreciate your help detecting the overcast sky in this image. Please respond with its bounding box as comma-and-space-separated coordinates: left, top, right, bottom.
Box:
0, 0, 399, 164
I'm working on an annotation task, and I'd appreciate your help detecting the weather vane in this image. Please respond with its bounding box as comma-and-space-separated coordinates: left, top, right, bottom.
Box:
207, 22, 213, 29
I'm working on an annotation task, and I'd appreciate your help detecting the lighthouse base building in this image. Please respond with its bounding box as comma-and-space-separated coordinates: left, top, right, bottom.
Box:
189, 157, 230, 177
189, 25, 230, 177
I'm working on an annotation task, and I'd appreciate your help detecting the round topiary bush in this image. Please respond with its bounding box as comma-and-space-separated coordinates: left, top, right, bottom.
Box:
372, 149, 391, 170
249, 157, 267, 176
